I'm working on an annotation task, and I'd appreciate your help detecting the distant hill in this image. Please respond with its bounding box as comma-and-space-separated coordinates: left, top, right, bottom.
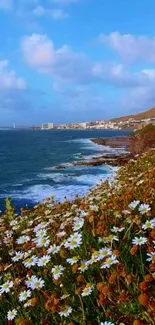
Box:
111, 106, 155, 122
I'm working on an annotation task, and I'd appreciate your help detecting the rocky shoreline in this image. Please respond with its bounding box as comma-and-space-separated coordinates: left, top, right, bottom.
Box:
54, 135, 132, 170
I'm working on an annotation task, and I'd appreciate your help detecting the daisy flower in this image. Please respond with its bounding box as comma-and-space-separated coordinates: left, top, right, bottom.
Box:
34, 222, 49, 233
47, 244, 61, 255
106, 234, 119, 242
101, 255, 118, 269
73, 218, 84, 231
146, 252, 155, 262
68, 232, 82, 243
142, 219, 155, 230
59, 306, 72, 317
25, 275, 37, 288
111, 226, 125, 233
139, 204, 151, 215
19, 290, 31, 301
0, 280, 14, 294
24, 301, 32, 308
57, 231, 66, 237
81, 283, 94, 297
7, 309, 17, 321
30, 276, 45, 290
64, 233, 82, 250
35, 229, 47, 237
64, 239, 82, 250
60, 293, 70, 300
35, 236, 50, 248
37, 255, 51, 267
17, 235, 30, 244
79, 261, 89, 272
89, 250, 100, 264
51, 265, 64, 280
98, 247, 112, 260
12, 251, 24, 262
132, 236, 147, 246
79, 210, 88, 217
129, 200, 140, 209
23, 255, 38, 268
66, 256, 79, 265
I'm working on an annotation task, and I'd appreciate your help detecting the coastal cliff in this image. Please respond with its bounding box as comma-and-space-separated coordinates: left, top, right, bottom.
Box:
0, 125, 155, 325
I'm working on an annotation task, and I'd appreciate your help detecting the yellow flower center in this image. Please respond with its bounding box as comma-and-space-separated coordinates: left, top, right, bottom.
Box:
4, 284, 9, 289
70, 240, 77, 246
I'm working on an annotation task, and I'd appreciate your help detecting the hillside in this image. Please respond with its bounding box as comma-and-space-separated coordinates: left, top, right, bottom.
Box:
111, 106, 155, 122
0, 130, 155, 324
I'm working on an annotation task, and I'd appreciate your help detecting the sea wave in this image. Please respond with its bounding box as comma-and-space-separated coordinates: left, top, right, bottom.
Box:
37, 172, 74, 182
0, 165, 118, 204
0, 184, 90, 203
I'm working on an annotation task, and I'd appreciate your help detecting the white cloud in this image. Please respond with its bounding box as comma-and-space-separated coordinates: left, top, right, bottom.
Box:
0, 0, 12, 10
32, 5, 68, 20
21, 34, 92, 83
0, 60, 27, 90
98, 32, 155, 63
21, 33, 155, 93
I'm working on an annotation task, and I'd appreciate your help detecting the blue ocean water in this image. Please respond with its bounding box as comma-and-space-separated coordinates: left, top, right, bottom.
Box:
0, 129, 131, 211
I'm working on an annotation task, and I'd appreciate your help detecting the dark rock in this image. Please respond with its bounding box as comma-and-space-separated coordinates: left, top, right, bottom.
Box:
91, 137, 130, 148
54, 166, 66, 170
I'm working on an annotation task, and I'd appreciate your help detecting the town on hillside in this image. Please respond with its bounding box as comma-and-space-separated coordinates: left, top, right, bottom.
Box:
11, 107, 155, 131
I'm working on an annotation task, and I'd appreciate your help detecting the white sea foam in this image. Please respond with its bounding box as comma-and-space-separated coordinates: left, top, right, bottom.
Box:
74, 173, 110, 186
66, 138, 127, 155
0, 165, 118, 203
66, 138, 104, 152
1, 184, 90, 203
37, 172, 74, 182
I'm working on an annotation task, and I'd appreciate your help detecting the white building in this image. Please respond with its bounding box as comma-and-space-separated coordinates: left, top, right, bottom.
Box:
41, 123, 54, 130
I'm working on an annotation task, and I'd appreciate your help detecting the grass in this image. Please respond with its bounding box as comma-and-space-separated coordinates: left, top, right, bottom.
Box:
0, 149, 155, 325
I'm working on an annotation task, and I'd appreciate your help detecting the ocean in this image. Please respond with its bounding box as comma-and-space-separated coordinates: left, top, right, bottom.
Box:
0, 129, 131, 212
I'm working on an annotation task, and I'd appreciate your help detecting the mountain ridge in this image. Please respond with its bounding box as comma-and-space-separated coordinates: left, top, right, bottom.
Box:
111, 106, 155, 122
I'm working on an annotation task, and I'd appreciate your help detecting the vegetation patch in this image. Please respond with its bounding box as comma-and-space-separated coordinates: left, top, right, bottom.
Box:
0, 150, 155, 325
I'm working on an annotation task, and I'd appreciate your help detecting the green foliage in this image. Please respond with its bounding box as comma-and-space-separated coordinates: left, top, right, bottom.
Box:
5, 198, 15, 222
135, 123, 155, 136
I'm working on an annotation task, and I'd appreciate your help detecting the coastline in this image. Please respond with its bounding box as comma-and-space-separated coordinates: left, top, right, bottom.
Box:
1, 148, 155, 324
0, 130, 131, 211
54, 135, 132, 170
1, 125, 155, 324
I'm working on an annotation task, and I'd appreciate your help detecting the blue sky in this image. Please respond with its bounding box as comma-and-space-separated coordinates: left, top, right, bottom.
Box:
1, 0, 155, 126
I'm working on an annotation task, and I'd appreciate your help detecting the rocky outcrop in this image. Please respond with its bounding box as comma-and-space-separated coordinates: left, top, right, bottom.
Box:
53, 125, 155, 171
72, 154, 131, 167
91, 136, 130, 148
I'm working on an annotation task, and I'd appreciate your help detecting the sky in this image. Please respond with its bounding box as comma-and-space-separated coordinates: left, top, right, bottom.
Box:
1, 0, 155, 126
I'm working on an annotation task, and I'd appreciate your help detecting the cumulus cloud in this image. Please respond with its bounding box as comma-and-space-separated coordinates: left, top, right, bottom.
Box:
21, 33, 155, 92
0, 0, 12, 10
21, 34, 92, 83
0, 60, 27, 90
19, 32, 155, 121
98, 32, 155, 63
